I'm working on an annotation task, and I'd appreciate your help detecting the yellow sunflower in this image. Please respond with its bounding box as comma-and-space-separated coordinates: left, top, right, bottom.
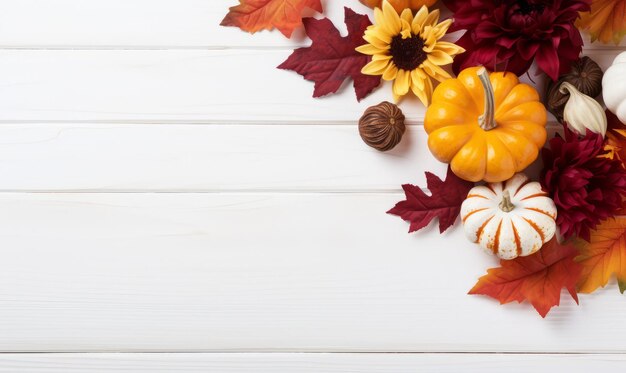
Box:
356, 1, 464, 105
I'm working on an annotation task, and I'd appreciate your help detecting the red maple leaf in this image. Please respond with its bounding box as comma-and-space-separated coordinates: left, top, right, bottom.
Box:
470, 238, 583, 318
388, 167, 474, 233
277, 7, 381, 101
220, 0, 323, 38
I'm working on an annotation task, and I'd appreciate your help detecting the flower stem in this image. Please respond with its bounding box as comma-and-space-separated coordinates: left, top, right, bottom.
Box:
499, 190, 515, 212
477, 67, 497, 131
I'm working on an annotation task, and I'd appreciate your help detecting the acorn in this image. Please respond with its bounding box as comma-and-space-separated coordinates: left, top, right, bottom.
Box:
546, 56, 604, 121
358, 101, 406, 151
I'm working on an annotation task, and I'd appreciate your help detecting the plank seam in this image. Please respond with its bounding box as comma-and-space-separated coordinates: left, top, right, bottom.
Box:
0, 121, 566, 127
0, 46, 621, 52
0, 351, 625, 355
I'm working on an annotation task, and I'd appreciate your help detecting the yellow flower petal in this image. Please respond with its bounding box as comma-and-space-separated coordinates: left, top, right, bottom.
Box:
412, 83, 429, 106
422, 60, 451, 82
412, 6, 429, 34
432, 19, 453, 39
421, 26, 438, 49
362, 58, 391, 75
382, 1, 402, 35
400, 19, 412, 39
410, 68, 432, 106
363, 32, 391, 50
356, 43, 386, 55
424, 8, 440, 27
372, 54, 392, 61
393, 69, 411, 96
410, 68, 425, 91
400, 8, 413, 25
414, 67, 428, 80
427, 50, 454, 66
423, 77, 434, 105
365, 27, 391, 41
383, 63, 399, 80
433, 41, 465, 56
374, 7, 386, 30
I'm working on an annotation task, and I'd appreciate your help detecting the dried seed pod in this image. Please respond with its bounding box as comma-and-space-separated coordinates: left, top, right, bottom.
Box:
546, 56, 604, 121
359, 101, 406, 151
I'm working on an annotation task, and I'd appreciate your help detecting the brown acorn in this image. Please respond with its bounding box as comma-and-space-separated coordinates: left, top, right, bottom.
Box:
358, 101, 406, 151
546, 56, 604, 121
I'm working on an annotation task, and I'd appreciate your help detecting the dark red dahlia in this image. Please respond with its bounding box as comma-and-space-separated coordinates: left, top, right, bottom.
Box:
541, 126, 626, 241
443, 0, 590, 80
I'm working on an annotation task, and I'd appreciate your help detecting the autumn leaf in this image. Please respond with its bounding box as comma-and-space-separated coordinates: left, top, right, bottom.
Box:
575, 217, 626, 294
221, 0, 323, 38
388, 167, 474, 233
577, 0, 626, 45
277, 7, 381, 101
605, 110, 626, 164
470, 238, 582, 318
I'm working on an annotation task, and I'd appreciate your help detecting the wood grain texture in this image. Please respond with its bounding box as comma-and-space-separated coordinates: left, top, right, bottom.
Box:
0, 0, 350, 48
0, 123, 560, 192
0, 0, 624, 360
0, 1, 622, 49
0, 123, 436, 191
0, 353, 624, 372
0, 192, 625, 352
0, 49, 620, 123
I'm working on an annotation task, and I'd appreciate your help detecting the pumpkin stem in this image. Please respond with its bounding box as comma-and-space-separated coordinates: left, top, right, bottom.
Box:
499, 190, 515, 212
477, 67, 497, 131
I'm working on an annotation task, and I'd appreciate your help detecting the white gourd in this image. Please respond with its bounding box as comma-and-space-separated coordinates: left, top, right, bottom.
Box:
461, 173, 557, 260
560, 82, 607, 136
603, 51, 626, 124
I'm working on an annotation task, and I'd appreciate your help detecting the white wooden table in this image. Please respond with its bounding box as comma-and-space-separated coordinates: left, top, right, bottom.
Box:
0, 1, 624, 371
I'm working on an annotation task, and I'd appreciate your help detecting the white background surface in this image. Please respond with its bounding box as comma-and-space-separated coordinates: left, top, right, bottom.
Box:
0, 0, 624, 371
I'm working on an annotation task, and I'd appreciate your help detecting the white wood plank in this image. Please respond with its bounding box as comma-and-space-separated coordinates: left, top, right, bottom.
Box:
0, 123, 559, 192
0, 49, 621, 123
0, 123, 443, 191
0, 0, 371, 48
0, 0, 621, 49
0, 192, 625, 352
0, 353, 624, 372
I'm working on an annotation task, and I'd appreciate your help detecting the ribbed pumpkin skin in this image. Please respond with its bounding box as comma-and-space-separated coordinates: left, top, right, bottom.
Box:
603, 52, 626, 124
424, 67, 548, 183
359, 0, 437, 12
461, 173, 557, 260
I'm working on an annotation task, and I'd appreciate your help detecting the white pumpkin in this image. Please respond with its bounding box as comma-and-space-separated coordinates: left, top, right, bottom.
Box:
603, 51, 626, 124
460, 173, 557, 260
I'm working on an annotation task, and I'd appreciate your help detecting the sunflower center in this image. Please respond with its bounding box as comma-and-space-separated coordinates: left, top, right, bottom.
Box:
389, 34, 426, 71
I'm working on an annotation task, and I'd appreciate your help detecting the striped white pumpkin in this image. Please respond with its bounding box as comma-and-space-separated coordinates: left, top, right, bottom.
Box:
460, 173, 557, 260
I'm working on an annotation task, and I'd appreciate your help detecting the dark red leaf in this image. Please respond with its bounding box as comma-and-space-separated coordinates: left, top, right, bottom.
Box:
388, 167, 474, 233
277, 7, 381, 101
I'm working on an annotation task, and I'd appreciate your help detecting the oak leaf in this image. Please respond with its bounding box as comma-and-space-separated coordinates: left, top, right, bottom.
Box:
470, 238, 582, 318
221, 0, 323, 38
388, 167, 474, 233
576, 217, 626, 293
277, 7, 381, 101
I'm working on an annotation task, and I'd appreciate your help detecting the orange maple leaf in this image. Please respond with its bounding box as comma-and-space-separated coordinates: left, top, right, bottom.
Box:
470, 238, 582, 317
604, 110, 626, 163
221, 0, 323, 38
577, 0, 626, 45
576, 217, 626, 294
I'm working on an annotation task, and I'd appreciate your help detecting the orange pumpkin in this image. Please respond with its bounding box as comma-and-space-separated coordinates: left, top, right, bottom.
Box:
424, 67, 548, 183
359, 0, 437, 13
